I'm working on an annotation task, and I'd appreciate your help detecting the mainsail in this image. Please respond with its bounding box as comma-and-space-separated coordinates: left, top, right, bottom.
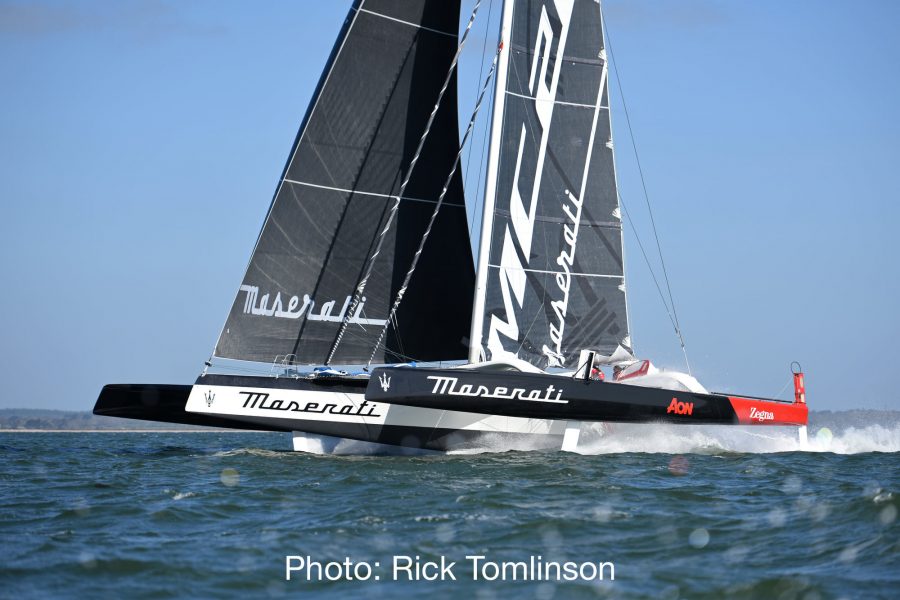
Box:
470, 0, 630, 368
215, 0, 475, 366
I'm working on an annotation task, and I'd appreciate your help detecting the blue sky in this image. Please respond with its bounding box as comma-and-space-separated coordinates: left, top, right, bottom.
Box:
0, 0, 897, 411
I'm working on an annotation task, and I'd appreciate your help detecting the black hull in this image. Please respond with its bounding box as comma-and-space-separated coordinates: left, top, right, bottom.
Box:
366, 367, 808, 427
93, 374, 367, 432
92, 375, 563, 452
93, 384, 277, 431
93, 367, 806, 452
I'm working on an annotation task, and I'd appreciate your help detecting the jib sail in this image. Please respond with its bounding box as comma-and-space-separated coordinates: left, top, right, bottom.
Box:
215, 0, 475, 366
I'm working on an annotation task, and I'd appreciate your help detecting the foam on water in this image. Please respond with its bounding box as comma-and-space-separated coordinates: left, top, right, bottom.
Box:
443, 419, 900, 456
575, 423, 900, 455
210, 448, 287, 459
287, 421, 900, 457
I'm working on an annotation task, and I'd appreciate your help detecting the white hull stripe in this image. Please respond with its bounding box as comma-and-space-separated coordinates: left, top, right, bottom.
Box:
186, 385, 564, 436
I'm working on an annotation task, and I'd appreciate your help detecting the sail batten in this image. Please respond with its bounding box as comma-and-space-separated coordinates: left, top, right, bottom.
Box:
487, 266, 623, 279
356, 7, 458, 37
283, 179, 467, 207
505, 89, 602, 109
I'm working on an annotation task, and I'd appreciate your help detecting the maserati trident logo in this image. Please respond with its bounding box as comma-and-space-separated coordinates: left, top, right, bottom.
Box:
205, 390, 215, 407
378, 373, 391, 392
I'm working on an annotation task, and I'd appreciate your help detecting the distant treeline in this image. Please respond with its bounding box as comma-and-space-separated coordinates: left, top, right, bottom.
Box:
809, 409, 900, 431
0, 409, 216, 431
1, 408, 896, 432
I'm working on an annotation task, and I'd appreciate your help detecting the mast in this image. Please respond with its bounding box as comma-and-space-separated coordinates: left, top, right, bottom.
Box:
600, 6, 632, 353
468, 0, 514, 364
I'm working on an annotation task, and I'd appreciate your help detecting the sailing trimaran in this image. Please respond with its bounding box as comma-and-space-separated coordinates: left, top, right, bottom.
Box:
94, 0, 808, 452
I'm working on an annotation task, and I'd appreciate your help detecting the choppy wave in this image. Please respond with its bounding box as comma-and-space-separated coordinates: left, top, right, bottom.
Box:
210, 448, 288, 459
1, 431, 897, 598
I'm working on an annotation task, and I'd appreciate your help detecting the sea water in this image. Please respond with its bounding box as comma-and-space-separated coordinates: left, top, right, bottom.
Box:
1, 418, 897, 598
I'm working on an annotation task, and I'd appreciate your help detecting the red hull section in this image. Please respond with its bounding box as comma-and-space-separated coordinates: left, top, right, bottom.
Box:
728, 396, 808, 426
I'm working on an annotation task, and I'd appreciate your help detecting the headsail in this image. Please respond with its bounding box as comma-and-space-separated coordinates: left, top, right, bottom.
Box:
215, 0, 474, 366
470, 0, 630, 368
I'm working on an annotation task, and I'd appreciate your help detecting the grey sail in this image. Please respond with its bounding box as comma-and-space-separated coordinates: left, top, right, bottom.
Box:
215, 0, 475, 366
471, 0, 630, 368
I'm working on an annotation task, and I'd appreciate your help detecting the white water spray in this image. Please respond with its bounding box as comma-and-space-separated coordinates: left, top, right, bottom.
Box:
573, 422, 900, 455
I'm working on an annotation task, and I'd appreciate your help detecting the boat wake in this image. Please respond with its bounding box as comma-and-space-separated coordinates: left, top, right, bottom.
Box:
574, 422, 900, 455
282, 413, 900, 456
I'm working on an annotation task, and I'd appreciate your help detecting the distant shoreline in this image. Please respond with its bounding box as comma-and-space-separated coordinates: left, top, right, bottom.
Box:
1, 408, 896, 432
0, 429, 254, 433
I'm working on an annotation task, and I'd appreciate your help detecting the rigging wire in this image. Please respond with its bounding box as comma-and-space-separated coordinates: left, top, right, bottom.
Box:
463, 0, 495, 238
772, 377, 793, 401
618, 195, 678, 336
603, 16, 692, 375
468, 76, 495, 245
325, 0, 484, 366
366, 41, 503, 370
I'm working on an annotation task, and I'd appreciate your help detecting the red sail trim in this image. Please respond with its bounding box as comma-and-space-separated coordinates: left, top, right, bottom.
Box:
728, 396, 808, 426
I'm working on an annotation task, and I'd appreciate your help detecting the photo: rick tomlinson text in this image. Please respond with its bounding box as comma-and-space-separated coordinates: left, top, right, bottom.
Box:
285, 555, 615, 583
2, 0, 898, 598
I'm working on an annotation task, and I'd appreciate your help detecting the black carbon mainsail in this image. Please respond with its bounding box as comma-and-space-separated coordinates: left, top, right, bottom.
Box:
471, 0, 631, 368
215, 1, 475, 366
